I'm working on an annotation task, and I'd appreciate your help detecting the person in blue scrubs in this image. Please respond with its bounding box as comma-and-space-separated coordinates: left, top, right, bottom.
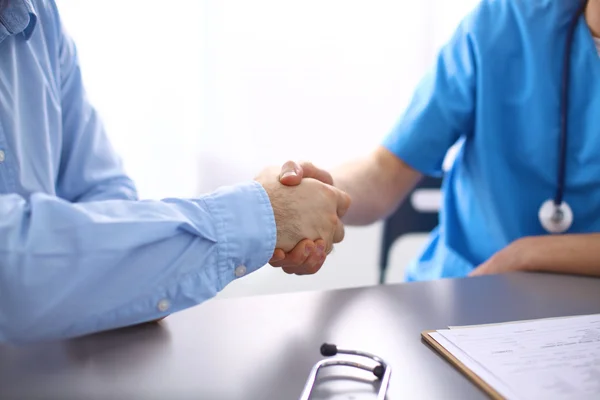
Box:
272, 0, 600, 280
0, 0, 351, 343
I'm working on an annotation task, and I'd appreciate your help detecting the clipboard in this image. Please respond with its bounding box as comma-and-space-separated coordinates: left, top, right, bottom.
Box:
421, 330, 504, 400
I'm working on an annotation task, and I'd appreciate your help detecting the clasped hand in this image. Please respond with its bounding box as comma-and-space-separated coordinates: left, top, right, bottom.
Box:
255, 161, 347, 275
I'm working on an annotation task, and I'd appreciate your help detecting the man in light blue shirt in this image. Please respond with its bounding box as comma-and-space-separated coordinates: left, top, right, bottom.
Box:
0, 0, 350, 343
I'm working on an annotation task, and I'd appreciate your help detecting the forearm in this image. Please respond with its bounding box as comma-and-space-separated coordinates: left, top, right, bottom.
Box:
519, 234, 600, 277
331, 146, 422, 226
0, 182, 275, 343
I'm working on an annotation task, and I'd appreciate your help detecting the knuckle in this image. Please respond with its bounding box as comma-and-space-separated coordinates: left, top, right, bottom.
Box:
307, 260, 321, 274
342, 192, 351, 208
299, 160, 314, 169
321, 184, 336, 200
281, 160, 295, 169
307, 256, 320, 267
328, 214, 339, 227
290, 253, 303, 264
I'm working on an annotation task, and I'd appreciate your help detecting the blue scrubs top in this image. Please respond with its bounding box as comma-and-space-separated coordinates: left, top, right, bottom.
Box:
382, 0, 600, 281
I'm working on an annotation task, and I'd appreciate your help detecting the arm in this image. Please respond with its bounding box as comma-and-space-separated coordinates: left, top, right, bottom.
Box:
331, 8, 478, 225
277, 148, 421, 227
269, 153, 420, 270
54, 5, 137, 202
0, 182, 276, 344
0, 167, 351, 344
327, 147, 422, 226
273, 10, 479, 269
282, 5, 479, 226
471, 234, 600, 277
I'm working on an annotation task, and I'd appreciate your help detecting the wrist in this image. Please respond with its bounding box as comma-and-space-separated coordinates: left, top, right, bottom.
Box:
513, 236, 542, 271
258, 180, 296, 252
203, 181, 276, 284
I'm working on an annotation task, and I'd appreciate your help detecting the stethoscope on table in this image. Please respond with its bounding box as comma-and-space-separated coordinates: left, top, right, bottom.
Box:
539, 0, 589, 234
299, 343, 392, 400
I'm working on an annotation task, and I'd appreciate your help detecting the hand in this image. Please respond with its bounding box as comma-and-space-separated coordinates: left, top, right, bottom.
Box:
279, 160, 334, 187
255, 165, 351, 256
266, 161, 338, 274
469, 238, 533, 277
269, 238, 329, 275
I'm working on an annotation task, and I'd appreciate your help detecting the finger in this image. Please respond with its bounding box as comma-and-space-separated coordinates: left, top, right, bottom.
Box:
295, 251, 328, 275
281, 264, 313, 275
279, 160, 303, 186
269, 248, 286, 264
270, 239, 314, 268
302, 240, 326, 274
308, 256, 326, 274
297, 161, 334, 185
332, 219, 345, 244
468, 264, 487, 277
322, 235, 335, 256
331, 187, 351, 218
283, 265, 314, 276
281, 240, 327, 275
282, 266, 301, 274
310, 240, 328, 272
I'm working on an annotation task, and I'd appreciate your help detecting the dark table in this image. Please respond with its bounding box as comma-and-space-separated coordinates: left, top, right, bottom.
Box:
1, 272, 599, 400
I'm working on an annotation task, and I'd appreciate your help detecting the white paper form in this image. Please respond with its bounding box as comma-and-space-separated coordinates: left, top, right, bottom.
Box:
434, 313, 600, 400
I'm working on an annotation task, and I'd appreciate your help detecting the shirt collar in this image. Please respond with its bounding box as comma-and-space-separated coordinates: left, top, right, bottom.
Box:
0, 0, 38, 44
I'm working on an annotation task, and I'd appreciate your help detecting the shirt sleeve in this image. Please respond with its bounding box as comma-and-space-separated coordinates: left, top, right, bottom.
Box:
381, 11, 479, 177
53, 5, 138, 202
0, 180, 276, 344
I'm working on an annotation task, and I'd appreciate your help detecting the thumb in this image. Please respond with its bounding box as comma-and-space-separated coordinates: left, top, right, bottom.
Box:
279, 160, 303, 186
294, 161, 334, 185
334, 188, 351, 218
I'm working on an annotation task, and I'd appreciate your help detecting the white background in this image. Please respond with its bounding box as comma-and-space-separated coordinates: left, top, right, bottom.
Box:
55, 0, 478, 297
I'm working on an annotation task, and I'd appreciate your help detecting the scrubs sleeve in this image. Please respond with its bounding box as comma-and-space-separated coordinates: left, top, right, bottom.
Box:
382, 17, 478, 176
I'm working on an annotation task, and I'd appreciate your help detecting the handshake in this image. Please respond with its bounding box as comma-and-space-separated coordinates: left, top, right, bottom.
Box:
255, 160, 350, 275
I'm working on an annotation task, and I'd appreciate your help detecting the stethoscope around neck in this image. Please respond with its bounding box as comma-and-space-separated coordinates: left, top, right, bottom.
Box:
538, 0, 589, 234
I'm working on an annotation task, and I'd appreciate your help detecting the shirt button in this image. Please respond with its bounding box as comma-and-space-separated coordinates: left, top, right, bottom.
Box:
157, 299, 171, 312
234, 265, 247, 278
0, 150, 5, 163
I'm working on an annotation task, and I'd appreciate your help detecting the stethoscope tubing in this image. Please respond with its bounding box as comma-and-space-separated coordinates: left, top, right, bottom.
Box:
299, 344, 391, 400
556, 0, 589, 207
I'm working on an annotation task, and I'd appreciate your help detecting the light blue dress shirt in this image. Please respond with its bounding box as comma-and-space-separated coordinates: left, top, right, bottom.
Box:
383, 0, 600, 281
0, 0, 276, 343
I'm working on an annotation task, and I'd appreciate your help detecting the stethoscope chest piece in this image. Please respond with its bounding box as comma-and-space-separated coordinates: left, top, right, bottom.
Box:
538, 199, 573, 233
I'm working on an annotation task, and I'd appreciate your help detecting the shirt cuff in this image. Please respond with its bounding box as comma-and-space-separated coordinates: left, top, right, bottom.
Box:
203, 180, 276, 289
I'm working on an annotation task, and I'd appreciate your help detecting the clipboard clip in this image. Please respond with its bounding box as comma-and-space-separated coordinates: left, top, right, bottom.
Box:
298, 343, 392, 400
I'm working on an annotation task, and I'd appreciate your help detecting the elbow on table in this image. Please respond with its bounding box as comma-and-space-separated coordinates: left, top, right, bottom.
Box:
0, 277, 74, 345
0, 309, 56, 345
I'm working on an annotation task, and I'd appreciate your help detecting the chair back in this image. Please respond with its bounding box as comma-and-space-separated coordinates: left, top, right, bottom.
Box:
378, 176, 443, 283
